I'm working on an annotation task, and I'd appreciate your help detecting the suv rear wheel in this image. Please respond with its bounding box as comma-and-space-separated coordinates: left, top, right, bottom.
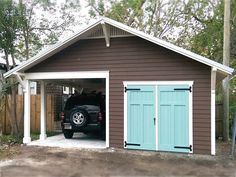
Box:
63, 130, 74, 139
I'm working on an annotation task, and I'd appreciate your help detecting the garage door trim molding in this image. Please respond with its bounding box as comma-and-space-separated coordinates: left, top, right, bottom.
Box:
123, 81, 193, 153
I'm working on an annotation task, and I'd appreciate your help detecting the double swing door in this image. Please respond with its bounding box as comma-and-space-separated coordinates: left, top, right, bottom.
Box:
125, 84, 191, 153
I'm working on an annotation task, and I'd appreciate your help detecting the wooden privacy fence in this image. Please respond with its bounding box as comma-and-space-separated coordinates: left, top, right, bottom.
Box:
0, 95, 55, 134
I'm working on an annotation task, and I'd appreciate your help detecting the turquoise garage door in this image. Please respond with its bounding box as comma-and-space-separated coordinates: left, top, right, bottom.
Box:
125, 84, 192, 153
125, 85, 156, 150
158, 85, 191, 153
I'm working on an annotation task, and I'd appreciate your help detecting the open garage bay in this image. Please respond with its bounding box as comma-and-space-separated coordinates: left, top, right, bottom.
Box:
28, 133, 106, 149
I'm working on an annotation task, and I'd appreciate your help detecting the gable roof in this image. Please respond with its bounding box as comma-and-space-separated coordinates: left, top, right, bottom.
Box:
4, 17, 234, 78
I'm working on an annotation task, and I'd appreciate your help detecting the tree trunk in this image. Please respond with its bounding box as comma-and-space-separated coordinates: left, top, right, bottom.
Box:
10, 53, 16, 67
4, 50, 10, 71
222, 0, 231, 141
19, 0, 30, 60
23, 29, 30, 60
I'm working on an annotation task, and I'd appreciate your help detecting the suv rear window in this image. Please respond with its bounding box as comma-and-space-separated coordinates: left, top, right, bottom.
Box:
64, 93, 105, 110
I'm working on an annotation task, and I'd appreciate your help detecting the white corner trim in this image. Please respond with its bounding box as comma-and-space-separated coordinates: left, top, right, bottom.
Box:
24, 71, 109, 80
189, 83, 193, 153
105, 73, 109, 148
123, 81, 193, 153
211, 67, 217, 155
123, 85, 127, 148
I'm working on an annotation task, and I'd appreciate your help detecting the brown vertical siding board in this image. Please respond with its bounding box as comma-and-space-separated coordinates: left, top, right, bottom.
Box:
26, 37, 212, 154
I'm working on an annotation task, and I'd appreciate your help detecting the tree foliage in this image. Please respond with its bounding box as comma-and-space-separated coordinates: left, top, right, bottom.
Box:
0, 0, 20, 70
87, 0, 219, 47
17, 0, 81, 60
0, 0, 81, 135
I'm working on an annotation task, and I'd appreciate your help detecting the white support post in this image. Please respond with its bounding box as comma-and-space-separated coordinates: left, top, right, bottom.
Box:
23, 80, 31, 144
211, 67, 217, 155
40, 81, 47, 140
105, 74, 109, 147
101, 21, 110, 47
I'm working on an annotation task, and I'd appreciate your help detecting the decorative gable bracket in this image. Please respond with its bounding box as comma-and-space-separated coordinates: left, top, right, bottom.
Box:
101, 21, 110, 47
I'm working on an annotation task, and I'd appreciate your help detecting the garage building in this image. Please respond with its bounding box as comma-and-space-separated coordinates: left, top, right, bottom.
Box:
4, 17, 233, 155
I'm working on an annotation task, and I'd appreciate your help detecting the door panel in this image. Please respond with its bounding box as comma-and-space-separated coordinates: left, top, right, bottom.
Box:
127, 85, 156, 150
159, 104, 173, 150
158, 85, 190, 153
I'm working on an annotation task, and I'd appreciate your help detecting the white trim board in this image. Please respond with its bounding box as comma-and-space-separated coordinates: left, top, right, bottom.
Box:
123, 81, 193, 153
123, 81, 194, 86
24, 71, 109, 80
155, 85, 158, 151
4, 17, 233, 78
211, 68, 217, 155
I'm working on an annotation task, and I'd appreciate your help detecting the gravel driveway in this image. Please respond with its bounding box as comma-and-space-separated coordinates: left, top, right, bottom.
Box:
0, 145, 235, 177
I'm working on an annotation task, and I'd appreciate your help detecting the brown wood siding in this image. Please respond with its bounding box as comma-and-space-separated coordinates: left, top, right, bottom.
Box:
27, 37, 211, 154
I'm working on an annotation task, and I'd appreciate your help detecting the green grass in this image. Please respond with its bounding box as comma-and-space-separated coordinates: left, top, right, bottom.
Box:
0, 131, 61, 144
0, 135, 22, 144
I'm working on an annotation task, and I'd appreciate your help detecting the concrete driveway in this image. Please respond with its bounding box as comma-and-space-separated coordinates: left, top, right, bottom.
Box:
28, 133, 106, 149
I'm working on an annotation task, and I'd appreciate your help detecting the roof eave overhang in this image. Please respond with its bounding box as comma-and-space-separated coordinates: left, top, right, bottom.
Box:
3, 17, 234, 78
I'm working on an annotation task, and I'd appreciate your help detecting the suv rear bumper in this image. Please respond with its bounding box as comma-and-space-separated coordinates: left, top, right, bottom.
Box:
61, 122, 102, 132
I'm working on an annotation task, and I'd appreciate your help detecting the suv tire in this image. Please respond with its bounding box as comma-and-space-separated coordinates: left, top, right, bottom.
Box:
69, 109, 88, 127
63, 130, 74, 139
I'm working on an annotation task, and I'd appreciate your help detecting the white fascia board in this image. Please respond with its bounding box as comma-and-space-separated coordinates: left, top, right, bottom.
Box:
103, 17, 233, 75
4, 19, 103, 78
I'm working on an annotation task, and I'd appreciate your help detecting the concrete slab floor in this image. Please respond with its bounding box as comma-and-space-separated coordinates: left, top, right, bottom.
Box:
28, 133, 106, 149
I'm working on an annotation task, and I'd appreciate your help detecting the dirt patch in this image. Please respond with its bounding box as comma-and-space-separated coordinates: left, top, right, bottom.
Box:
0, 145, 21, 160
0, 144, 235, 177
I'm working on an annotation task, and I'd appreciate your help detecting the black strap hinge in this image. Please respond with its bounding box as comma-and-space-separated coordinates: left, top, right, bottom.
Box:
124, 87, 141, 93
124, 141, 140, 147
174, 86, 192, 92
174, 145, 192, 151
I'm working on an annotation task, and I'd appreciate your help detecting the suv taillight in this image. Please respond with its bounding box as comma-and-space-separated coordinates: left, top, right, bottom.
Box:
60, 112, 65, 121
98, 112, 103, 122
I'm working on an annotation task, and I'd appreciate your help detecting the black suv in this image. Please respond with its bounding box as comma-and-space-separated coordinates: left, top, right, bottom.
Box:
61, 92, 105, 139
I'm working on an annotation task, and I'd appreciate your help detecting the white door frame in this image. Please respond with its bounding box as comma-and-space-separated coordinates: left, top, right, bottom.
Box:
123, 81, 193, 153
23, 71, 110, 148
